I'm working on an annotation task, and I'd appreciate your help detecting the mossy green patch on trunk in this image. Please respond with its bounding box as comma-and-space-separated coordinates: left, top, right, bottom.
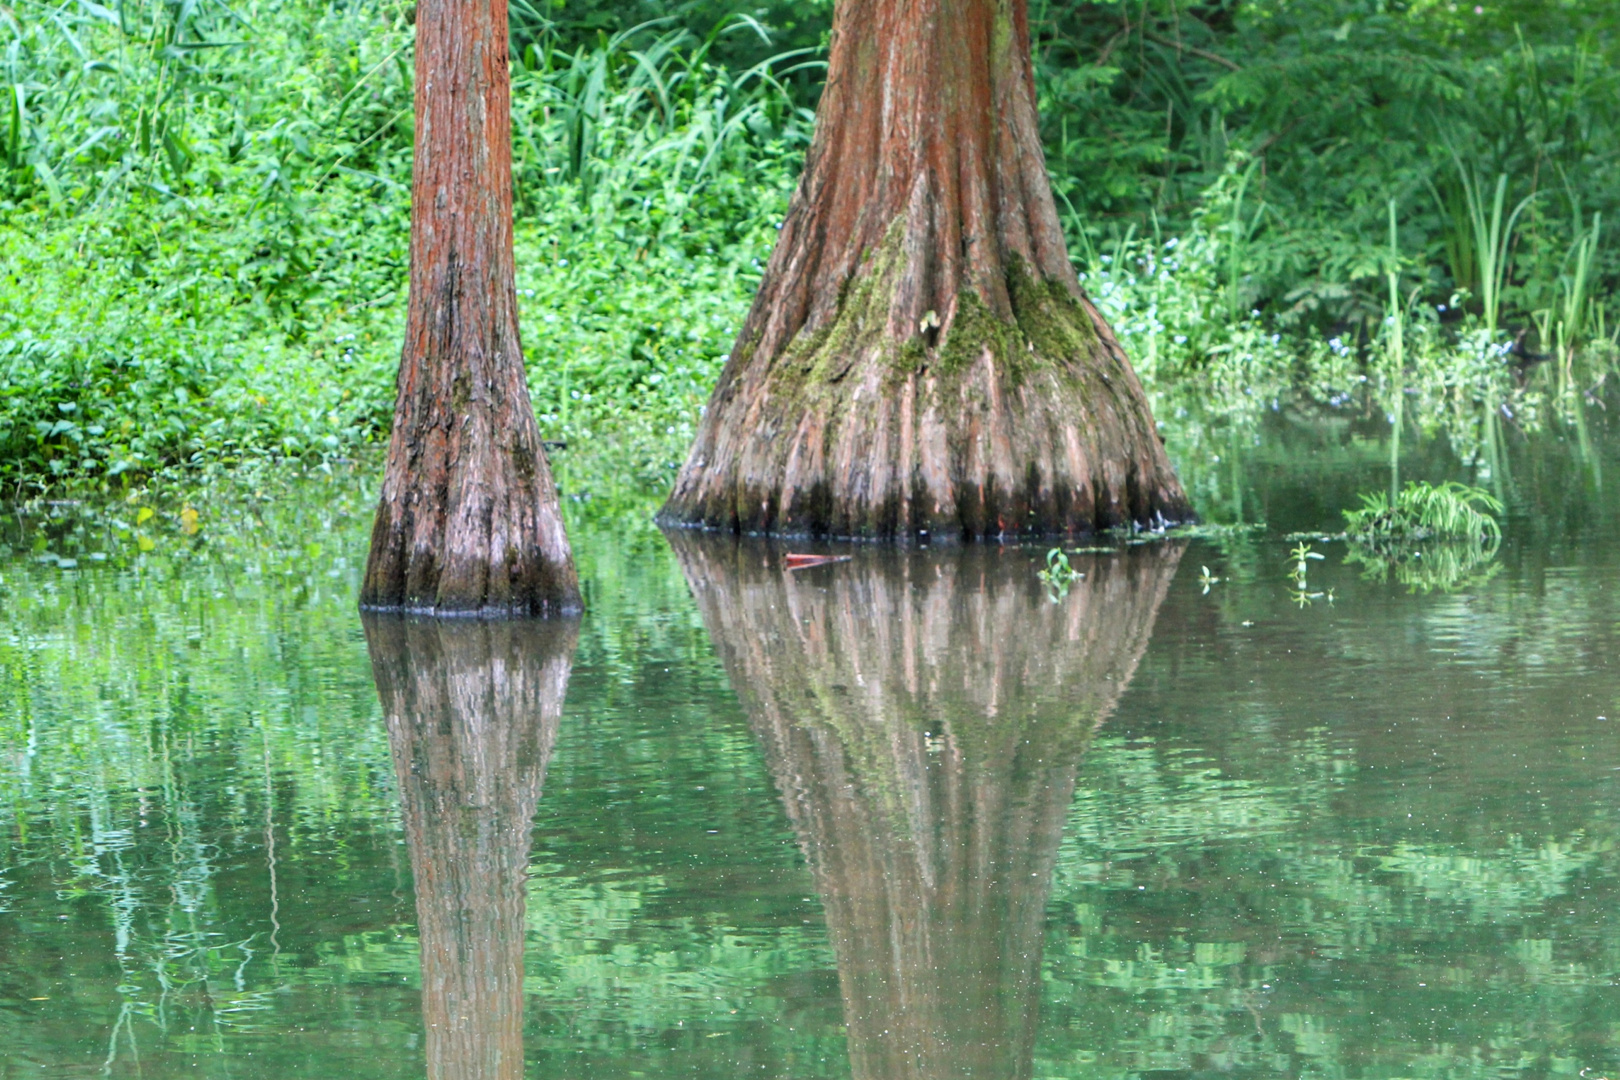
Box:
936, 288, 1024, 378
891, 334, 930, 386
771, 217, 908, 386
769, 219, 1103, 394
1006, 254, 1100, 363
733, 327, 764, 370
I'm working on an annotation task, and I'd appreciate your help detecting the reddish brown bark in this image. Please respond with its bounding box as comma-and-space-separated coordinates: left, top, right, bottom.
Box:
661, 0, 1190, 540
670, 537, 1182, 1078
365, 615, 579, 1080
361, 0, 579, 616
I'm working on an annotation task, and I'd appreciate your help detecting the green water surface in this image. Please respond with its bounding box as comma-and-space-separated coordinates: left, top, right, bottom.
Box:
3, 411, 1620, 1079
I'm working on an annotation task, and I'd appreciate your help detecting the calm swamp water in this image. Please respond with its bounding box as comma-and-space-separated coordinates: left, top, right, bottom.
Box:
4, 405, 1620, 1078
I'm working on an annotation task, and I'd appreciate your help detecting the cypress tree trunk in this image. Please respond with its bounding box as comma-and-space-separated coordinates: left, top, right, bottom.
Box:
361, 0, 580, 616
365, 615, 578, 1080
659, 0, 1191, 540
670, 538, 1181, 1077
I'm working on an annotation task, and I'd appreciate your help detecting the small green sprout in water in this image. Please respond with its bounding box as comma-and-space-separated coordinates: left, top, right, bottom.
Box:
1288, 541, 1325, 572
1288, 542, 1325, 583
1344, 481, 1502, 543
1285, 542, 1333, 606
1038, 548, 1083, 599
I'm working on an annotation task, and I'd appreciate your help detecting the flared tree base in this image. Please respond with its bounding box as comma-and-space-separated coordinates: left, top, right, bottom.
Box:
361, 390, 581, 618
660, 258, 1192, 541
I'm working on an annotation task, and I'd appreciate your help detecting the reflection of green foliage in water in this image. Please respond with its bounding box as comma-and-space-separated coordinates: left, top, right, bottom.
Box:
1344, 536, 1504, 594
286, 868, 838, 1062
1035, 496, 1620, 1077
6, 440, 1620, 1076
0, 470, 840, 1076
1039, 732, 1616, 1078
0, 471, 407, 1068
521, 872, 833, 1037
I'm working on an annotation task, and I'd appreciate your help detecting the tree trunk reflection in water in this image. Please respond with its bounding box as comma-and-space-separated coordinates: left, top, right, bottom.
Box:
671, 538, 1180, 1080
363, 616, 579, 1080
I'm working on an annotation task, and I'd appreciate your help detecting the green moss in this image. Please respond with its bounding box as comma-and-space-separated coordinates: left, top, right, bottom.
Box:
937, 289, 1022, 379
776, 319, 833, 377
1006, 254, 1099, 363
892, 335, 928, 383
936, 290, 987, 376
766, 222, 1106, 399
734, 327, 763, 369
775, 219, 907, 388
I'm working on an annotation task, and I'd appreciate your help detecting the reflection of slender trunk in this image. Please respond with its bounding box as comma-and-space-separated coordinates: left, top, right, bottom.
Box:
262, 726, 282, 968
365, 617, 579, 1080
671, 539, 1180, 1079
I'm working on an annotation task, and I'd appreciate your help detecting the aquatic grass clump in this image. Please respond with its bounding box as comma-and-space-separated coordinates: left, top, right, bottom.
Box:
1343, 481, 1503, 544
1343, 481, 1503, 594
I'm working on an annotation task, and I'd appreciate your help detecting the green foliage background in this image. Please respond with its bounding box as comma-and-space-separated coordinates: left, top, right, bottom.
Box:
1, 0, 1617, 493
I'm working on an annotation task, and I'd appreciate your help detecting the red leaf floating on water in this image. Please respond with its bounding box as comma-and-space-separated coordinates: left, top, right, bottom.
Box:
783, 553, 852, 571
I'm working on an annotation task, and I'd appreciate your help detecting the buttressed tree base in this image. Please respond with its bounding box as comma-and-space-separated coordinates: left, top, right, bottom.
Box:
361, 0, 580, 616
660, 0, 1190, 540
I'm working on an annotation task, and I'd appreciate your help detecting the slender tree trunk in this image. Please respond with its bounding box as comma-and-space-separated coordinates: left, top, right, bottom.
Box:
659, 0, 1191, 541
669, 537, 1182, 1078
361, 0, 580, 616
365, 616, 579, 1080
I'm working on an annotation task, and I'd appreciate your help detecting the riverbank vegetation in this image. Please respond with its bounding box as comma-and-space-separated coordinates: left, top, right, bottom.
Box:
2, 0, 1617, 506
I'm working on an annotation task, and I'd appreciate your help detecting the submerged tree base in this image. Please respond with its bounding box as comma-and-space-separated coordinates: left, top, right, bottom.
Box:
360, 419, 582, 619
659, 0, 1190, 542
659, 233, 1192, 540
